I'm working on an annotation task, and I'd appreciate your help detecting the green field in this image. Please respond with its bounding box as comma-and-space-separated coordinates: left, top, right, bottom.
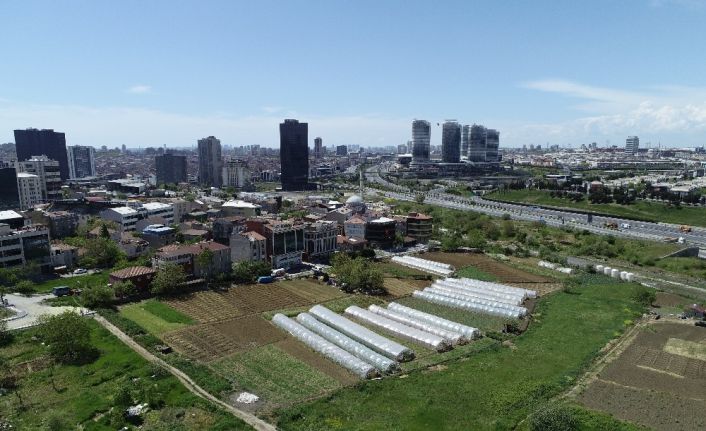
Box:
656, 256, 706, 279
455, 265, 499, 281
0, 319, 249, 430
121, 300, 194, 335
32, 272, 110, 293
210, 344, 342, 407
489, 189, 706, 227
276, 276, 647, 430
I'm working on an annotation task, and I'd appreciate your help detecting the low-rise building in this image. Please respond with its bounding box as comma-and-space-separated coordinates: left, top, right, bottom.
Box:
109, 266, 157, 291
153, 241, 231, 278
0, 223, 51, 268
230, 230, 267, 263
100, 206, 140, 231
141, 224, 176, 248
41, 211, 79, 239
212, 216, 246, 244
50, 243, 79, 269
0, 210, 25, 230
406, 212, 433, 243
344, 215, 366, 239
365, 217, 396, 249
304, 221, 338, 260
221, 200, 261, 217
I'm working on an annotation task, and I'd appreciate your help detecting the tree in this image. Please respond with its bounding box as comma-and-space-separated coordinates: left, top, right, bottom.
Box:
331, 254, 385, 295
0, 318, 12, 346
633, 288, 656, 307
80, 238, 124, 269
99, 224, 111, 239
81, 284, 115, 309
415, 193, 426, 205
36, 311, 97, 364
150, 263, 187, 296
15, 280, 36, 296
112, 280, 137, 298
196, 248, 215, 283
502, 220, 516, 238
232, 260, 272, 284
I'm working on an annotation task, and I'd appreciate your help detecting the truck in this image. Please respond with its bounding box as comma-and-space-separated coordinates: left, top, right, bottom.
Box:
257, 276, 274, 284
680, 225, 692, 233
604, 222, 618, 229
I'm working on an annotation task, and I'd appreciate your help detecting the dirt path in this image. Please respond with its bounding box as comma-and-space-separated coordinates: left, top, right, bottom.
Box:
93, 315, 277, 431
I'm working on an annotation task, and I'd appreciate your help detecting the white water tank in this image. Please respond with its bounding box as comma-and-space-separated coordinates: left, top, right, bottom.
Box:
603, 267, 612, 275
620, 271, 628, 281
595, 264, 604, 273
611, 269, 620, 278
626, 272, 634, 282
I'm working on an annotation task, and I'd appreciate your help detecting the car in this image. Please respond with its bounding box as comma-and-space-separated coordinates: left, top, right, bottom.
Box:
696, 321, 706, 328
73, 268, 88, 275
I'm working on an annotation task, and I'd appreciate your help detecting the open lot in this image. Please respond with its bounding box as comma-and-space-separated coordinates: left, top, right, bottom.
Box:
578, 321, 706, 431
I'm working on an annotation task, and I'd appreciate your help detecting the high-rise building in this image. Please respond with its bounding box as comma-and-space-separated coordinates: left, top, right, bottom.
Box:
279, 119, 310, 191
485, 129, 500, 162
314, 137, 323, 160
469, 124, 487, 162
197, 136, 223, 187
441, 120, 462, 163
67, 145, 96, 179
155, 152, 187, 185
411, 120, 431, 162
16, 173, 43, 210
14, 128, 70, 180
397, 144, 408, 154
336, 145, 348, 156
461, 124, 470, 157
625, 136, 639, 154
0, 161, 18, 210
222, 158, 250, 189
16, 156, 62, 202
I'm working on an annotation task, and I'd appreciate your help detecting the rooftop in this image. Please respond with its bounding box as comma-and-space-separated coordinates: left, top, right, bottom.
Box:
143, 202, 172, 211
223, 199, 260, 209
110, 266, 157, 279
0, 210, 23, 220
110, 206, 139, 216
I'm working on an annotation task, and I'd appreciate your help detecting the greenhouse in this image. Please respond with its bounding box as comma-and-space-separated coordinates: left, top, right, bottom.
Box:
387, 302, 480, 339
433, 280, 525, 305
412, 290, 524, 318
390, 255, 454, 276
345, 306, 451, 352
423, 287, 528, 316
309, 305, 415, 361
443, 277, 537, 299
368, 304, 465, 345
296, 312, 399, 374
272, 314, 378, 379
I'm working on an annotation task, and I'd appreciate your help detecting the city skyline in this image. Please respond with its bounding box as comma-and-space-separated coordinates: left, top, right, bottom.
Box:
3, 1, 706, 148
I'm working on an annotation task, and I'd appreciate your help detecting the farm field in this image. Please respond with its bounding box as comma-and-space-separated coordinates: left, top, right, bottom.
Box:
276, 276, 648, 430
0, 319, 249, 430
120, 299, 194, 335
487, 189, 706, 227
423, 251, 552, 284
578, 321, 706, 431
383, 277, 430, 297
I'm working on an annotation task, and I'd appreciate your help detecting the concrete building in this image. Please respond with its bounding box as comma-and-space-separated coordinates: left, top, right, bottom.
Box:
40, 211, 78, 239
141, 224, 176, 248
230, 230, 267, 263
247, 219, 304, 269
314, 137, 323, 160
405, 212, 433, 243
100, 206, 140, 231
16, 155, 63, 202
222, 159, 250, 189
50, 243, 79, 269
279, 119, 310, 191
0, 224, 51, 268
16, 173, 43, 210
14, 128, 69, 179
153, 241, 231, 278
411, 119, 431, 162
336, 145, 348, 156
141, 202, 174, 224
344, 215, 366, 239
461, 124, 470, 158
304, 220, 338, 260
625, 136, 640, 155
365, 217, 396, 249
221, 200, 261, 217
441, 120, 461, 163
67, 145, 96, 179
197, 136, 223, 187
155, 152, 187, 185
0, 210, 24, 229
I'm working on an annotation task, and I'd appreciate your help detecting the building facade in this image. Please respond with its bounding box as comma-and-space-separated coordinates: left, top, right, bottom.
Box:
461, 124, 470, 158
314, 137, 323, 160
441, 120, 461, 163
469, 124, 487, 162
406, 212, 433, 243
67, 145, 96, 179
230, 230, 267, 263
14, 128, 70, 180
0, 224, 51, 268
222, 159, 250, 189
279, 119, 310, 191
485, 129, 500, 162
16, 155, 63, 202
197, 136, 223, 187
155, 152, 187, 185
625, 136, 640, 155
411, 119, 431, 162
336, 145, 348, 156
304, 221, 338, 260
16, 173, 43, 210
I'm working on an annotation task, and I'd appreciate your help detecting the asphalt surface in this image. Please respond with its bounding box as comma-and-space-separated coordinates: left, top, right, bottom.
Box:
2, 293, 91, 330
366, 164, 706, 248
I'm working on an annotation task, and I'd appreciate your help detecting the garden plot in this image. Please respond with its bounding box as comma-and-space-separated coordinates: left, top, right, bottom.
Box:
277, 279, 346, 303
578, 322, 706, 431
423, 252, 552, 283
163, 291, 243, 323
383, 278, 430, 298
219, 283, 311, 314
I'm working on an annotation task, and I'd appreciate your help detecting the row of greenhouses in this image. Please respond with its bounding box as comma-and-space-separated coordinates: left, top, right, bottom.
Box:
272, 302, 480, 379
391, 255, 455, 276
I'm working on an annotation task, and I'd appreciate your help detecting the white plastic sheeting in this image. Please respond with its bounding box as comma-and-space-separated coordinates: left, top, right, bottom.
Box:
443, 277, 537, 299
626, 272, 634, 282
345, 306, 451, 352
424, 287, 527, 316
309, 305, 414, 361
296, 313, 399, 374
412, 290, 523, 318
387, 302, 480, 340
391, 255, 454, 276
611, 269, 620, 278
620, 271, 628, 280
367, 304, 465, 345
595, 264, 604, 273
272, 314, 378, 379
433, 280, 525, 305
603, 266, 612, 275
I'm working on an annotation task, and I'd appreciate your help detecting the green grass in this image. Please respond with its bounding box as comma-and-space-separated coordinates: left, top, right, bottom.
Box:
210, 344, 342, 406
656, 256, 706, 279
455, 265, 500, 282
0, 307, 16, 318
489, 189, 706, 227
31, 272, 110, 293
0, 319, 250, 430
120, 300, 193, 335
276, 276, 647, 430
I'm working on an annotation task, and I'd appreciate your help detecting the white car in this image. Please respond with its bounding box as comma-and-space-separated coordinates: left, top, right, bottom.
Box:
73, 268, 88, 275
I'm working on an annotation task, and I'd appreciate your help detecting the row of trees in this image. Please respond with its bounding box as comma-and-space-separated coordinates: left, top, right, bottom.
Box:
330, 254, 385, 295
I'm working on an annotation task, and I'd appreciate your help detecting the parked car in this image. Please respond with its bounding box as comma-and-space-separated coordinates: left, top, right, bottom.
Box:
73, 268, 88, 275
257, 276, 274, 284
52, 286, 71, 297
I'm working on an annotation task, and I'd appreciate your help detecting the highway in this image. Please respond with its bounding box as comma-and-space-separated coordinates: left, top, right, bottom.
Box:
366, 164, 706, 248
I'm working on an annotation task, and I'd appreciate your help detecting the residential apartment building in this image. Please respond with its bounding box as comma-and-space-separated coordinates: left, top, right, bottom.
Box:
197, 136, 223, 187
230, 230, 267, 263
344, 215, 366, 239
16, 173, 43, 210
153, 241, 231, 278
406, 212, 433, 243
67, 145, 96, 179
0, 224, 51, 268
16, 155, 63, 202
304, 220, 338, 259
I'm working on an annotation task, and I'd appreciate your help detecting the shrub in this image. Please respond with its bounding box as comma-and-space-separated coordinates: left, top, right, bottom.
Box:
529, 404, 579, 431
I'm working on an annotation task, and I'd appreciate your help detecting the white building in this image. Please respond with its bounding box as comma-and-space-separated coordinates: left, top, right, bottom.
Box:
67, 145, 96, 179
222, 159, 250, 189
16, 155, 63, 202
230, 230, 267, 263
221, 200, 261, 217
99, 206, 140, 231
625, 136, 639, 155
16, 172, 43, 210
344, 215, 366, 239
141, 202, 174, 224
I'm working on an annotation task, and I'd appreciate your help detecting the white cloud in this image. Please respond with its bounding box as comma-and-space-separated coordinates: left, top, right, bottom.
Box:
127, 85, 152, 94
261, 106, 283, 114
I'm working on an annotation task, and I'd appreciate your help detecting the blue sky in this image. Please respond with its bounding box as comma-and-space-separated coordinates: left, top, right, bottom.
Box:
2, 0, 706, 148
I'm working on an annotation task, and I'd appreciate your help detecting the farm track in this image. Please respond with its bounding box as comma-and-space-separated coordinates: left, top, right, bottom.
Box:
93, 314, 277, 431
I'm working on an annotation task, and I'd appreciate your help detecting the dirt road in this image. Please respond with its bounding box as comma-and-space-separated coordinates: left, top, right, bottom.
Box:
93, 314, 277, 431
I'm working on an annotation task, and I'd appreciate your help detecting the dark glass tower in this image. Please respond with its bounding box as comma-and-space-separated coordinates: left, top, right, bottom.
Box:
155, 152, 188, 185
441, 120, 461, 163
14, 128, 69, 180
279, 119, 310, 191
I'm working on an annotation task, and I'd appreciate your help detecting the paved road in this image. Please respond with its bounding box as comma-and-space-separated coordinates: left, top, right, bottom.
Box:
366, 164, 706, 247
2, 293, 90, 330
93, 315, 277, 431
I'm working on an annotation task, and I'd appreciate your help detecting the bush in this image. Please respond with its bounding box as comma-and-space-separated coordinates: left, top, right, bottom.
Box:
151, 263, 187, 296
81, 284, 115, 309
530, 404, 579, 431
232, 260, 272, 284
36, 311, 98, 364
633, 288, 656, 307
15, 280, 36, 296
